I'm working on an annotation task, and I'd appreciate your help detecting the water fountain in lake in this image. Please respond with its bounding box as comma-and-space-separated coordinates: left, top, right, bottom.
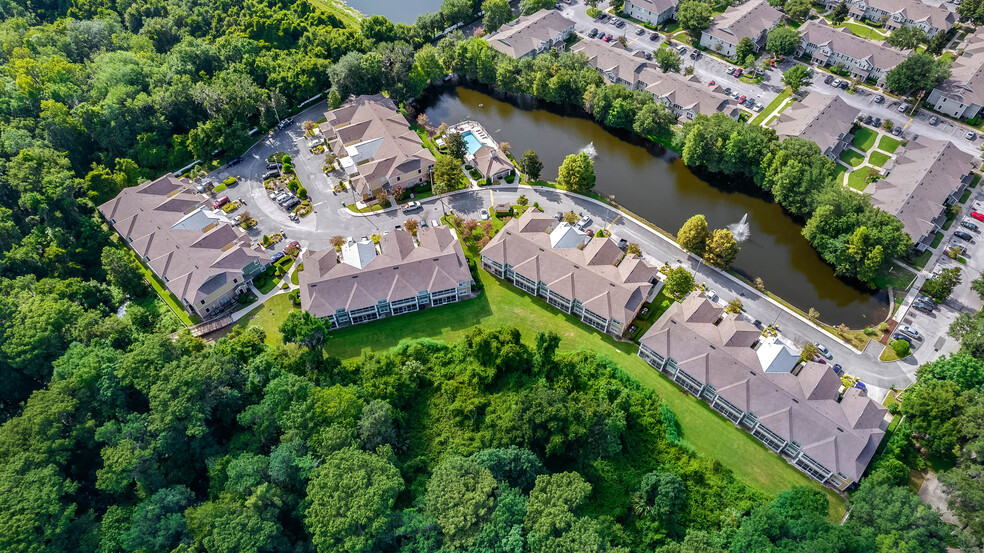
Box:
729, 213, 751, 242
579, 141, 598, 160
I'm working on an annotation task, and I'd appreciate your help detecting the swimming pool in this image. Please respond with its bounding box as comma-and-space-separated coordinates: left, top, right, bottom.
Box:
462, 131, 483, 155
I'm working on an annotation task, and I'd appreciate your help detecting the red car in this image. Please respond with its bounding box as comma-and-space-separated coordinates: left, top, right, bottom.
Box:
602, 34, 612, 42
212, 195, 230, 209
734, 68, 743, 76
708, 80, 715, 86
283, 240, 300, 254
971, 211, 984, 222
740, 95, 747, 102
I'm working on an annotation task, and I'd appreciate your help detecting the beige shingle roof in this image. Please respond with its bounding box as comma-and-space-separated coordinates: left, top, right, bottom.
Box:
572, 41, 657, 87
799, 20, 910, 72
480, 210, 657, 324
473, 145, 513, 179
321, 94, 435, 196
639, 294, 887, 481
485, 9, 575, 58
299, 227, 472, 317
865, 0, 955, 31
98, 175, 271, 307
772, 94, 859, 155
868, 137, 976, 240
935, 34, 984, 107
704, 0, 782, 46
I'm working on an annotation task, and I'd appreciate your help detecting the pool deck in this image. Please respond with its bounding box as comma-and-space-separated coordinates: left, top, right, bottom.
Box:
446, 120, 498, 153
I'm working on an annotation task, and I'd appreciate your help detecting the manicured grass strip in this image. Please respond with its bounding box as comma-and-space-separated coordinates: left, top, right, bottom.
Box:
847, 169, 871, 191
347, 203, 384, 213
838, 20, 887, 40
750, 87, 792, 126
213, 183, 227, 193
869, 151, 890, 167
839, 149, 865, 167
852, 127, 878, 151
319, 264, 845, 519
129, 251, 198, 326
909, 248, 932, 271
833, 163, 849, 185
877, 135, 902, 153
960, 189, 972, 203
931, 231, 944, 248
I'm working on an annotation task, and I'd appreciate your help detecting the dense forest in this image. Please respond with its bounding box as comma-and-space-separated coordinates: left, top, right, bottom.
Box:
0, 0, 977, 550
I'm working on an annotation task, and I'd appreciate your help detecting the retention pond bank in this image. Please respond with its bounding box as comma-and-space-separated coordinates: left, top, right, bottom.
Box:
419, 85, 889, 328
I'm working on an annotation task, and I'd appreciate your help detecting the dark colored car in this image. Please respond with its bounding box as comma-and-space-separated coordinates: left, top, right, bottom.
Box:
588, 28, 598, 38
262, 169, 280, 180
644, 52, 653, 60
892, 333, 913, 344
961, 220, 979, 231
911, 301, 934, 314
266, 162, 281, 170
954, 230, 973, 241
824, 75, 834, 84
226, 157, 243, 168
864, 115, 873, 125
649, 32, 659, 41
270, 252, 285, 263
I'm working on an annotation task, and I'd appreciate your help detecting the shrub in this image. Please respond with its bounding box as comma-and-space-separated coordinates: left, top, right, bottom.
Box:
887, 402, 900, 414
878, 322, 890, 331
287, 179, 300, 192
222, 176, 237, 186
505, 173, 515, 183
283, 162, 294, 174
261, 234, 270, 246
297, 187, 308, 199
891, 339, 911, 357
281, 154, 292, 164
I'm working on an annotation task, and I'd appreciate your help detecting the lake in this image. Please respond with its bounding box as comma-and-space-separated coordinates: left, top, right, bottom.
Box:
418, 85, 890, 327
342, 0, 444, 23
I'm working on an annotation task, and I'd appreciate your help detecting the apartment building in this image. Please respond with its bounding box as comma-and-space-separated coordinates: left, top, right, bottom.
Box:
699, 0, 783, 59
638, 293, 888, 490
572, 41, 740, 120
485, 9, 576, 59
819, 0, 955, 38
928, 34, 984, 120
299, 226, 474, 327
320, 94, 435, 201
868, 137, 977, 251
98, 175, 272, 319
479, 210, 659, 337
624, 0, 679, 26
772, 93, 860, 159
798, 20, 910, 86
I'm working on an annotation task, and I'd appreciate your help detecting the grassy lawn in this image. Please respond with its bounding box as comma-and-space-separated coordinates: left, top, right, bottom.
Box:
847, 169, 871, 191
852, 127, 878, 151
306, 0, 360, 27
838, 149, 865, 167
750, 87, 792, 126
877, 135, 902, 153
931, 232, 944, 248
879, 344, 902, 362
838, 20, 888, 40
220, 293, 297, 344
347, 203, 384, 213
129, 251, 199, 326
662, 21, 681, 33
872, 262, 916, 291
909, 248, 933, 271
315, 264, 845, 519
971, 173, 981, 188
868, 151, 890, 167
833, 163, 849, 185
960, 189, 972, 203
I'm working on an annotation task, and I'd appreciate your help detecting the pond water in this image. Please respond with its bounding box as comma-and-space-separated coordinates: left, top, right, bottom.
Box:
418, 85, 890, 328
341, 0, 443, 23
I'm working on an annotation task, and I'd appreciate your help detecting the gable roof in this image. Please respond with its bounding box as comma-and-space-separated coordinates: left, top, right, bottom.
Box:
321, 94, 435, 196
704, 0, 782, 46
626, 0, 678, 14
473, 145, 513, 178
639, 293, 888, 481
868, 137, 976, 240
299, 226, 472, 317
485, 9, 575, 58
934, 34, 984, 107
863, 0, 955, 31
98, 175, 271, 308
572, 41, 657, 86
772, 94, 860, 155
480, 210, 657, 324
799, 20, 910, 72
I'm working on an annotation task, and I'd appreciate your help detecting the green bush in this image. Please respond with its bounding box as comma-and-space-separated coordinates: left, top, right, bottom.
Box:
297, 186, 307, 199
887, 402, 900, 414
261, 234, 270, 246
891, 339, 911, 357
222, 176, 237, 186
287, 179, 300, 192
281, 154, 292, 164
283, 162, 294, 174
505, 173, 515, 183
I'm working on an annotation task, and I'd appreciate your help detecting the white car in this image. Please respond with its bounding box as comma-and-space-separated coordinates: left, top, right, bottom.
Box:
897, 325, 923, 340
815, 343, 832, 359
401, 201, 422, 213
